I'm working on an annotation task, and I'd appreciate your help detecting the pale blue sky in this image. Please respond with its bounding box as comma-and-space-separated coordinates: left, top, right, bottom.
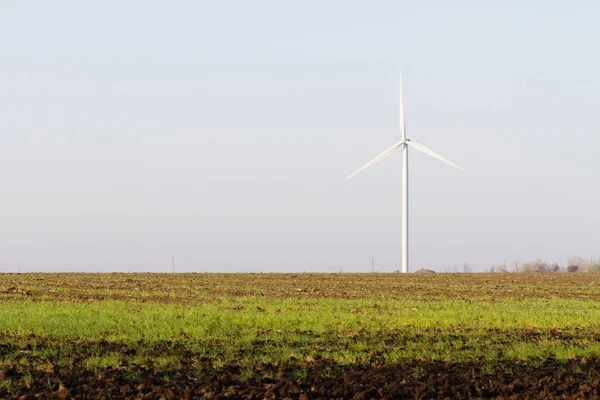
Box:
1, 1, 599, 272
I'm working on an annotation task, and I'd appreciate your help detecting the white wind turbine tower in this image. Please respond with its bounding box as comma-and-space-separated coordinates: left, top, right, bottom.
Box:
347, 74, 463, 273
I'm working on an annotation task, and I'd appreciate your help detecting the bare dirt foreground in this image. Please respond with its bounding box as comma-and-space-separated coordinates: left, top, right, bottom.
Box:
1, 273, 600, 399
4, 347, 600, 399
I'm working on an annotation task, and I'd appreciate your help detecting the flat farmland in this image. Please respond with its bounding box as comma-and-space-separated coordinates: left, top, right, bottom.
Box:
1, 273, 600, 399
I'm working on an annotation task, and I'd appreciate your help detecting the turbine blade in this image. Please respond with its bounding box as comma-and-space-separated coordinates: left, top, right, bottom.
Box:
406, 141, 464, 171
346, 141, 403, 180
399, 73, 406, 140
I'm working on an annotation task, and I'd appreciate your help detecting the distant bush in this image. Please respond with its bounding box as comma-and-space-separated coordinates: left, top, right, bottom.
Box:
567, 264, 579, 273
587, 264, 600, 273
549, 263, 560, 273
522, 259, 549, 273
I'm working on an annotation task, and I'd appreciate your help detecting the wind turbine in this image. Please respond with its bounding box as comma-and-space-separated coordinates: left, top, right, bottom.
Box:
346, 74, 463, 273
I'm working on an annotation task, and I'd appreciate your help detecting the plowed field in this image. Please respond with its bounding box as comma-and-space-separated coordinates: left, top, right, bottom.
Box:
1, 273, 600, 399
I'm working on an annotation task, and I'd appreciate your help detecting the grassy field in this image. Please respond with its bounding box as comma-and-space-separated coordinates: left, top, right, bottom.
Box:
1, 273, 600, 398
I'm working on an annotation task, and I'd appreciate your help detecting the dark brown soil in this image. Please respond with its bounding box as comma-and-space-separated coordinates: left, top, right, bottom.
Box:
1, 334, 599, 399
3, 357, 600, 399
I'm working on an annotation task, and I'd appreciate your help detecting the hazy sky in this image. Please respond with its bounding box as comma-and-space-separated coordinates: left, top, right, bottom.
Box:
2, 1, 600, 272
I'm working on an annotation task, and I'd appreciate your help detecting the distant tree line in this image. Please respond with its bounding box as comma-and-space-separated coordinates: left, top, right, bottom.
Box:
483, 257, 600, 273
